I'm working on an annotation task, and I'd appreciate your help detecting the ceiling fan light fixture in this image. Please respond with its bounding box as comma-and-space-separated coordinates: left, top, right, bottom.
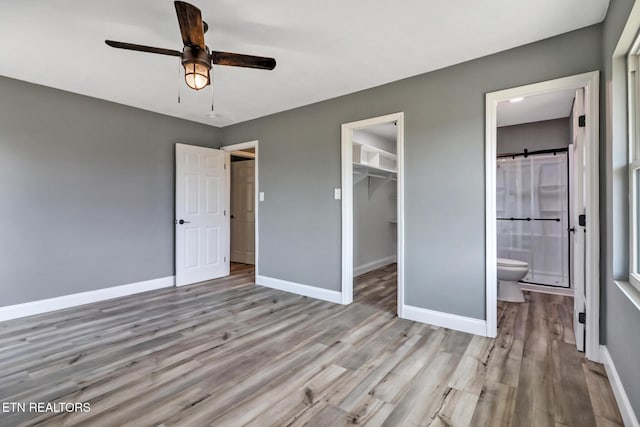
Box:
184, 61, 210, 90
182, 46, 211, 90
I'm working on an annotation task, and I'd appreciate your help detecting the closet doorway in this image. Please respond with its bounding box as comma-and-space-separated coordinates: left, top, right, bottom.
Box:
341, 112, 405, 317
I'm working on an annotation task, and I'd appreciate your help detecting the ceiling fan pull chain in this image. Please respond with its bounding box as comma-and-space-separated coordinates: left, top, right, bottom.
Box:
177, 59, 182, 104
214, 69, 219, 113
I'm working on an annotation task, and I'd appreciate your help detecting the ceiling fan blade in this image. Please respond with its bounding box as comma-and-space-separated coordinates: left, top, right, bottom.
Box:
174, 1, 206, 49
105, 40, 182, 57
211, 51, 276, 70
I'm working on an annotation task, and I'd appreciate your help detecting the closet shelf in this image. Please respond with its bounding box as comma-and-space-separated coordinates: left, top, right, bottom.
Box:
353, 141, 397, 159
353, 141, 397, 173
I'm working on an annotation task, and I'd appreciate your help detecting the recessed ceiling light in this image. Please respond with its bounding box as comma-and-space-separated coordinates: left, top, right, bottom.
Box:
509, 97, 524, 103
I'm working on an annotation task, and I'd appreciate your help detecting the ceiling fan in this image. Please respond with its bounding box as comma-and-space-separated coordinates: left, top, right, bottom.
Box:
105, 1, 276, 91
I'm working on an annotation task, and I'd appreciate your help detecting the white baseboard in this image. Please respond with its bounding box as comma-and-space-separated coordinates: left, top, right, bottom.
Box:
256, 275, 343, 304
402, 304, 487, 336
600, 345, 640, 427
0, 276, 175, 322
354, 256, 397, 277
519, 283, 574, 297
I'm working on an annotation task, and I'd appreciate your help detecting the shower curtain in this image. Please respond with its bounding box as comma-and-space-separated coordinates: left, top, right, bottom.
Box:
496, 152, 569, 288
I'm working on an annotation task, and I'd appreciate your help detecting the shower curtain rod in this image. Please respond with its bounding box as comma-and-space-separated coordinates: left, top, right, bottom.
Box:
497, 147, 568, 159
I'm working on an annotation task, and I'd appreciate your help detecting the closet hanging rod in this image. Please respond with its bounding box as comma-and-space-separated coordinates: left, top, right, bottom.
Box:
353, 169, 396, 180
353, 171, 388, 179
497, 217, 561, 222
497, 147, 568, 159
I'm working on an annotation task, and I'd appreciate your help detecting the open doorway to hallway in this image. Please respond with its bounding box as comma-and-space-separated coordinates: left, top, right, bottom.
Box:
230, 149, 255, 266
223, 141, 259, 281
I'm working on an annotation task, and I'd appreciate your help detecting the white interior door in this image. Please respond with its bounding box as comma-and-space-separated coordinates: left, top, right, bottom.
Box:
230, 160, 255, 264
571, 88, 586, 352
175, 143, 229, 286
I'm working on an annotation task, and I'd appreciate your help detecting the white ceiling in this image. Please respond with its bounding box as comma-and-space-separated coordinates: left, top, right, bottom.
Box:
497, 89, 576, 127
0, 1, 609, 127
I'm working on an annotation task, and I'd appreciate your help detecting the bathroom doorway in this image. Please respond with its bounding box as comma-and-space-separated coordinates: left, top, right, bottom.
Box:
341, 112, 405, 317
485, 72, 600, 360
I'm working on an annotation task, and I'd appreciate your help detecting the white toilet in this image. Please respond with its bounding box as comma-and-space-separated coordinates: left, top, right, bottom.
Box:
497, 258, 528, 302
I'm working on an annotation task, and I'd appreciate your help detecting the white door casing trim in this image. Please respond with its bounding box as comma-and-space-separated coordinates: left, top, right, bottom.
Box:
341, 112, 405, 316
485, 71, 600, 360
222, 141, 259, 275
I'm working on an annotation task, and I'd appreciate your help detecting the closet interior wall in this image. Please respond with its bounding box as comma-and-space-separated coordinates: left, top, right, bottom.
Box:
353, 127, 397, 277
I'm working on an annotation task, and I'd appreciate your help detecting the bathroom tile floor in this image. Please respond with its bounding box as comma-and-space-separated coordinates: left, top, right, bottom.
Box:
0, 263, 623, 426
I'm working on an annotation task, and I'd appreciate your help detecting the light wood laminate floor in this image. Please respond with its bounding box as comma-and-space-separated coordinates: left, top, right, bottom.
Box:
0, 263, 623, 426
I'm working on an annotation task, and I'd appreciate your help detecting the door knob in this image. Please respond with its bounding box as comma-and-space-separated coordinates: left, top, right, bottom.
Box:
177, 219, 190, 225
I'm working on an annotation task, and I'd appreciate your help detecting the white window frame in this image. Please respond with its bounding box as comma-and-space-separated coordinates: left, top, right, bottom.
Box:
628, 47, 640, 292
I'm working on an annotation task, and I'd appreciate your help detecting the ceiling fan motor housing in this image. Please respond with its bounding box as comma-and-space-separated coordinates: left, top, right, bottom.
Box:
181, 46, 211, 69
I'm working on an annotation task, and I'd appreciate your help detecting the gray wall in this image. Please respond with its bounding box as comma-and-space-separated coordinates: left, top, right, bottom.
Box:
601, 0, 640, 417
221, 25, 602, 319
354, 178, 396, 272
0, 76, 220, 306
497, 118, 570, 155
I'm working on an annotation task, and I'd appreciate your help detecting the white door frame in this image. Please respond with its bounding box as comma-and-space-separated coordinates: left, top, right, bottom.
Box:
341, 112, 405, 317
222, 141, 259, 274
485, 71, 600, 361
